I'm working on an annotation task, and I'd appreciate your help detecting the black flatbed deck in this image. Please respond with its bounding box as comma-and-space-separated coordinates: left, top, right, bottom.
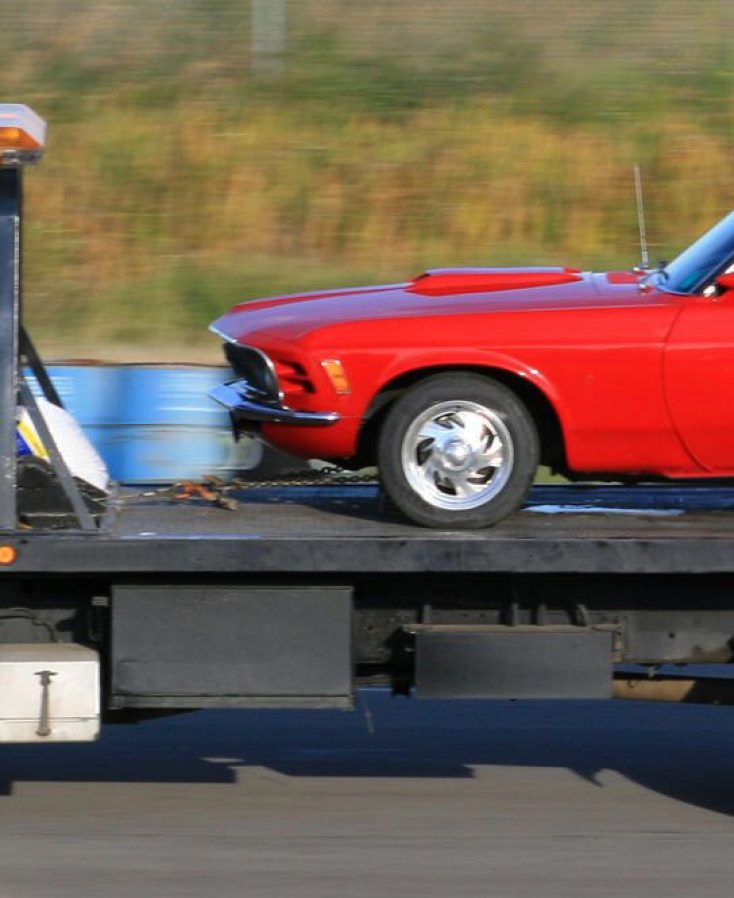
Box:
5, 483, 734, 575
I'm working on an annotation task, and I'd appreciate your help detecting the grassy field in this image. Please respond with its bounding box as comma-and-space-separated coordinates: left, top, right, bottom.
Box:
1, 0, 732, 358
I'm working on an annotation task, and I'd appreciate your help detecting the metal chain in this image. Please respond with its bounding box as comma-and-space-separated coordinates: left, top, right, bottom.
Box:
121, 465, 378, 510
228, 465, 377, 489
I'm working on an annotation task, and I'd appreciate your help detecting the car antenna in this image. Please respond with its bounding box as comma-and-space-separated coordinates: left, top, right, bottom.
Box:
633, 163, 650, 270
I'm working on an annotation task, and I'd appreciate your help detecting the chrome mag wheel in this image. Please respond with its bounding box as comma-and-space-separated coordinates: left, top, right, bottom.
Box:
400, 400, 514, 510
377, 373, 539, 529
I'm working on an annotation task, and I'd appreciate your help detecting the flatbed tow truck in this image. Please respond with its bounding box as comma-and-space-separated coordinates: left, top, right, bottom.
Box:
2, 105, 734, 743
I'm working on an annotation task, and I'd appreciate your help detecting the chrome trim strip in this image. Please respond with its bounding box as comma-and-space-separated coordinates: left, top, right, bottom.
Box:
210, 328, 285, 403
209, 379, 340, 427
208, 323, 238, 344
247, 344, 284, 403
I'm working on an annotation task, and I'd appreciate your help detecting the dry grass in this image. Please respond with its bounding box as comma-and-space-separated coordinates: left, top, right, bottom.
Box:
0, 0, 730, 354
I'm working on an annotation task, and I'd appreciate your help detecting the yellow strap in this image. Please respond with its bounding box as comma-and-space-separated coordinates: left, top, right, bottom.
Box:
17, 418, 49, 460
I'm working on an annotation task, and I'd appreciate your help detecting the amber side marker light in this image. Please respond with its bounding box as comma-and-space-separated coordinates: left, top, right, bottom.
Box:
321, 359, 351, 395
0, 545, 18, 565
0, 104, 46, 166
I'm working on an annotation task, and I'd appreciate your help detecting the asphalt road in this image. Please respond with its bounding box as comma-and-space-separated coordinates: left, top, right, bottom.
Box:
1, 693, 734, 898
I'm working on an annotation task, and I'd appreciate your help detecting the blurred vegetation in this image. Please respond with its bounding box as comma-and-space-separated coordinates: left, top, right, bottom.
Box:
0, 0, 732, 356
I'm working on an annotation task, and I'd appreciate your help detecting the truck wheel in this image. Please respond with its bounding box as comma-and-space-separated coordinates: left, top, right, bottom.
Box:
377, 373, 539, 528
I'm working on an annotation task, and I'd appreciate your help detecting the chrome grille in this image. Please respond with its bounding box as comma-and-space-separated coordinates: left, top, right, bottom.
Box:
223, 343, 281, 403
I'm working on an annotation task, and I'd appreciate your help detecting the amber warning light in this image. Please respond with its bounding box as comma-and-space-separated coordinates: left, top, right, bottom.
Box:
0, 545, 18, 566
0, 104, 46, 167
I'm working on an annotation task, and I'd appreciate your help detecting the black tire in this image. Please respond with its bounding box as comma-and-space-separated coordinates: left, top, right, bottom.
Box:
377, 373, 539, 528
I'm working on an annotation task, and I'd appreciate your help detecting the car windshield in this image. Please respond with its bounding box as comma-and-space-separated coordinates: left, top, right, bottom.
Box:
661, 211, 734, 294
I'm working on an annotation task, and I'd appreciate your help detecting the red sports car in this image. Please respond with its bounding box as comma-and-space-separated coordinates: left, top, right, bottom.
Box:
210, 212, 734, 528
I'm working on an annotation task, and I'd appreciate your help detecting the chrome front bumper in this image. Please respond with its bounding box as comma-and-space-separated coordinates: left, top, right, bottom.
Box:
209, 379, 340, 427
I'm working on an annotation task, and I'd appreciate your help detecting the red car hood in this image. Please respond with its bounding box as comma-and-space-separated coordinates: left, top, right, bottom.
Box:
211, 266, 644, 344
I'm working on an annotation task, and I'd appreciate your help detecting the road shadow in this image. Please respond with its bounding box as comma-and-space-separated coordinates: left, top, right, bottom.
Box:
1, 691, 734, 816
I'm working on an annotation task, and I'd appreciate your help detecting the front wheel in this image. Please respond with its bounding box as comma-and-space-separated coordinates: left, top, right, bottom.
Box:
377, 374, 539, 528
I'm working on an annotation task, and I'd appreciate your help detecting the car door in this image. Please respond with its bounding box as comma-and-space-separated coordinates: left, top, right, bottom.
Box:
664, 290, 734, 473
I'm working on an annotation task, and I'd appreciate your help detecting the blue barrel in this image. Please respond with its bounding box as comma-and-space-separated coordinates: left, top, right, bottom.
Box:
26, 364, 122, 426
85, 424, 263, 482
23, 364, 266, 483
115, 366, 228, 427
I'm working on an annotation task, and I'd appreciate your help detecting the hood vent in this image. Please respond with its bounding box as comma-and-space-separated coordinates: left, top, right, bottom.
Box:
408, 267, 582, 296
